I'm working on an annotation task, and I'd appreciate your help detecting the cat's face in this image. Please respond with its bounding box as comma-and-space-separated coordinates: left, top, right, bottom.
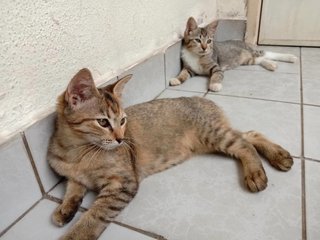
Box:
62, 68, 131, 150
183, 17, 218, 56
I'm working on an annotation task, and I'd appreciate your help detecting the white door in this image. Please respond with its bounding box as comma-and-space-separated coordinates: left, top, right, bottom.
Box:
259, 0, 320, 46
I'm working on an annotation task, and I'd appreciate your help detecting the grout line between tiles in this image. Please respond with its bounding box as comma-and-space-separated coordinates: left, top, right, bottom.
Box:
299, 47, 307, 240
207, 91, 301, 105
0, 198, 42, 238
304, 157, 320, 163
165, 87, 207, 95
113, 221, 167, 240
228, 68, 300, 74
20, 132, 45, 195
303, 103, 320, 108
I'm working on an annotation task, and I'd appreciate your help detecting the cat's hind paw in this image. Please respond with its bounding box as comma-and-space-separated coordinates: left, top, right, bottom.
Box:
287, 54, 298, 63
169, 78, 181, 86
209, 83, 222, 92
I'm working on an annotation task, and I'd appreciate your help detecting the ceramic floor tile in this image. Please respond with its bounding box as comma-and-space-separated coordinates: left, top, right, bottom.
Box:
304, 105, 320, 160
205, 95, 301, 157
0, 136, 42, 232
305, 160, 320, 240
2, 199, 153, 240
119, 53, 166, 108
301, 48, 320, 105
303, 77, 320, 106
117, 155, 301, 240
209, 70, 300, 103
168, 76, 208, 93
301, 47, 320, 80
237, 46, 300, 74
165, 41, 182, 87
48, 181, 96, 209
157, 89, 204, 99
24, 113, 60, 192
1, 200, 79, 240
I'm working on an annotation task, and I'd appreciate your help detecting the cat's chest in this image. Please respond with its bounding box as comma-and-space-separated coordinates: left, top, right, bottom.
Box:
181, 47, 204, 75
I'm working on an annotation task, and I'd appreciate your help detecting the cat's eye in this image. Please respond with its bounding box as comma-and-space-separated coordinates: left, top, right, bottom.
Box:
120, 117, 127, 126
194, 38, 201, 43
207, 39, 212, 44
97, 119, 111, 128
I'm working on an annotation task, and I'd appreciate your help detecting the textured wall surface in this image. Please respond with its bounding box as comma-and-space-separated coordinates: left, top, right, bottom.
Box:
0, 0, 216, 141
217, 0, 247, 20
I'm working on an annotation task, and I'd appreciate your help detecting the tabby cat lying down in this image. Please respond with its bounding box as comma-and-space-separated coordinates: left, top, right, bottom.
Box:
48, 68, 293, 240
170, 17, 298, 92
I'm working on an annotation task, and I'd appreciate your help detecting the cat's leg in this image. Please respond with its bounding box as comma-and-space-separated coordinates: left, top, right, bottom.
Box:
264, 51, 298, 63
242, 130, 293, 171
208, 65, 224, 92
254, 57, 278, 71
60, 178, 138, 240
170, 67, 193, 86
215, 129, 268, 192
52, 180, 87, 227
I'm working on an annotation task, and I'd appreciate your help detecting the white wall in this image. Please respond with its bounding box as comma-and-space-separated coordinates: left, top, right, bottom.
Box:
217, 0, 247, 20
0, 0, 217, 141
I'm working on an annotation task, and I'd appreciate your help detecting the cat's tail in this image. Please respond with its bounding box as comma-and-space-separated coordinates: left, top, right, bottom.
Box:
252, 50, 298, 71
263, 51, 298, 63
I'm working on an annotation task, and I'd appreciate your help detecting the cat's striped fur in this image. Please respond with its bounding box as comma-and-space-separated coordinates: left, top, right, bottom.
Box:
48, 68, 293, 240
170, 17, 298, 92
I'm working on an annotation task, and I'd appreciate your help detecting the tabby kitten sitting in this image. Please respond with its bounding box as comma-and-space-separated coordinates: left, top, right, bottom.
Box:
48, 68, 293, 240
170, 17, 298, 91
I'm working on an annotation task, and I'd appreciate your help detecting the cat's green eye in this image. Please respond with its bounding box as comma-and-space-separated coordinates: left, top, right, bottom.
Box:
120, 117, 127, 126
207, 39, 212, 44
97, 119, 111, 128
194, 38, 201, 43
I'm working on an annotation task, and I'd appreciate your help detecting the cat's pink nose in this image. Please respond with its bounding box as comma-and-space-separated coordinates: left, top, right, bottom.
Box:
201, 44, 207, 50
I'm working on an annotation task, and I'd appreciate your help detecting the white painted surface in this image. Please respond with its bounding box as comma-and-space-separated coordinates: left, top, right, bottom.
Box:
0, 0, 217, 142
217, 0, 247, 20
259, 0, 320, 46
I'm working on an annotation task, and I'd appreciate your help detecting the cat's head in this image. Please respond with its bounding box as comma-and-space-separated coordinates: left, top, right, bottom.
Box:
58, 68, 131, 150
183, 17, 218, 56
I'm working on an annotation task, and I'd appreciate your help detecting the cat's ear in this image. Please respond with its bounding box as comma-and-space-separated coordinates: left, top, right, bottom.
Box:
185, 17, 198, 35
104, 74, 132, 99
65, 68, 97, 108
206, 20, 219, 36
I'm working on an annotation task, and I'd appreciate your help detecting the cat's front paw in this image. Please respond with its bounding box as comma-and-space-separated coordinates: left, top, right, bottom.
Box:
52, 203, 78, 227
244, 168, 268, 192
209, 83, 222, 92
169, 78, 181, 86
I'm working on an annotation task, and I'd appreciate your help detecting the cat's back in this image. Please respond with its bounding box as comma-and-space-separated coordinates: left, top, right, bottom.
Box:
125, 96, 222, 121
125, 97, 228, 179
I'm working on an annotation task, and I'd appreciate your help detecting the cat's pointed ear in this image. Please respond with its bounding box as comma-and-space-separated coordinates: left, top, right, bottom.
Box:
185, 17, 198, 35
65, 68, 97, 108
206, 20, 219, 36
105, 74, 132, 99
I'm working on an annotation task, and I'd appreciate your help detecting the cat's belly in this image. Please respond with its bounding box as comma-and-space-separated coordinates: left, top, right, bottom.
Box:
181, 47, 207, 75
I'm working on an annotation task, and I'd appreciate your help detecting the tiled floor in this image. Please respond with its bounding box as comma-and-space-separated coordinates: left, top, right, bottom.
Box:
1, 45, 320, 240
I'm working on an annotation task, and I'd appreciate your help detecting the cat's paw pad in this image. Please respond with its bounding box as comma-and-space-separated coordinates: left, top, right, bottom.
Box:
288, 55, 298, 63
270, 148, 294, 171
52, 204, 78, 227
244, 168, 268, 192
209, 83, 222, 92
169, 78, 181, 86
